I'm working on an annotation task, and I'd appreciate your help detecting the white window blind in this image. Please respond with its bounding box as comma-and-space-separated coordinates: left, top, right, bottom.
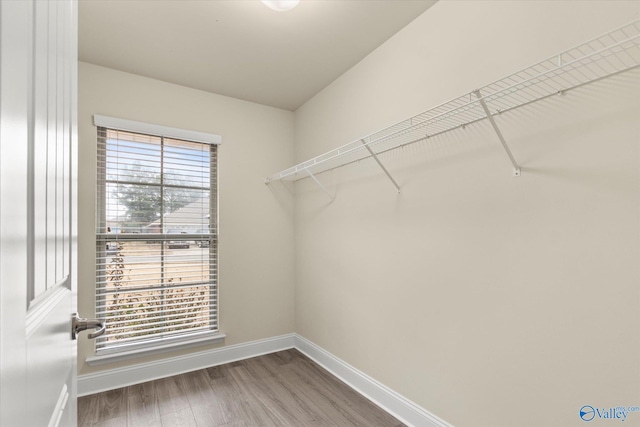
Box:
95, 126, 218, 354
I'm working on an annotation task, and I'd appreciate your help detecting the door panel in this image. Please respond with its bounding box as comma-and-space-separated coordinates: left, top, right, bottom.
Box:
26, 288, 73, 426
1, 0, 78, 426
32, 0, 50, 301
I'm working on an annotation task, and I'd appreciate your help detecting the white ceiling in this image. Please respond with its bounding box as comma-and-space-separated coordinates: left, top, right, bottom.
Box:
78, 0, 437, 111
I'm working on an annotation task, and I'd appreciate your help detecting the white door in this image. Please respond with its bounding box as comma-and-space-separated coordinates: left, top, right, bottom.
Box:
1, 1, 83, 426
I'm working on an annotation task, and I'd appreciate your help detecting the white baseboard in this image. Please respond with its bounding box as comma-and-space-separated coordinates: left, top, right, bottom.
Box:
78, 332, 453, 427
294, 334, 454, 427
77, 333, 295, 396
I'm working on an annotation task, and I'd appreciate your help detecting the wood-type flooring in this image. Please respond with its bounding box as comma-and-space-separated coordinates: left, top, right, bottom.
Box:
78, 349, 405, 426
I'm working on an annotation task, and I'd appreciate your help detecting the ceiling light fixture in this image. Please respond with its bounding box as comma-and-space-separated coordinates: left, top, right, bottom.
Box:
261, 0, 299, 12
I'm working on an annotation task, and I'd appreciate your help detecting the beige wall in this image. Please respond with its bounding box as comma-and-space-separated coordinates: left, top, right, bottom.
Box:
294, 2, 639, 427
77, 62, 295, 375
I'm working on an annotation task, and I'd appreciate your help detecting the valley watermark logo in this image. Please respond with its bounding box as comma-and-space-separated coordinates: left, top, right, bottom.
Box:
579, 405, 640, 422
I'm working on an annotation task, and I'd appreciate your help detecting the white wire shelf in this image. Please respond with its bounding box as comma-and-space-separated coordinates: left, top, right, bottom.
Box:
266, 20, 640, 186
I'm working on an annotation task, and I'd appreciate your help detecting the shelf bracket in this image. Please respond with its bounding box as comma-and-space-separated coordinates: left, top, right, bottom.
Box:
303, 166, 334, 201
473, 90, 521, 177
361, 140, 401, 193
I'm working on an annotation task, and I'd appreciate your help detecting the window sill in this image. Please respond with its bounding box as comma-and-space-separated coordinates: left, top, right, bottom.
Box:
85, 332, 226, 366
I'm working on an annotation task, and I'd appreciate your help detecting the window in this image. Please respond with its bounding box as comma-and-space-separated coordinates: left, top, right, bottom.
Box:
94, 117, 221, 357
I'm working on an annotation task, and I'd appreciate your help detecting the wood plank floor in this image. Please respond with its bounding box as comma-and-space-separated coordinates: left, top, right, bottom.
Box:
78, 349, 405, 427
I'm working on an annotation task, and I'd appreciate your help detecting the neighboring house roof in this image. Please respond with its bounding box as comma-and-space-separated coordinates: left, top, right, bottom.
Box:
146, 196, 210, 231
106, 212, 128, 224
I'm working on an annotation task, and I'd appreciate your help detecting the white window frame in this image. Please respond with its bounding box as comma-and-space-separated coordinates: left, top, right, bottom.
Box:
88, 116, 224, 365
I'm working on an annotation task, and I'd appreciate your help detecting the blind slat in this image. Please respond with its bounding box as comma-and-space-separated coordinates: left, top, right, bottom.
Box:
96, 301, 218, 315
99, 308, 218, 325
98, 325, 218, 348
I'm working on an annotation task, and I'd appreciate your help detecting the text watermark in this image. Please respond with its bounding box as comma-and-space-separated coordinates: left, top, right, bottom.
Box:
579, 405, 640, 422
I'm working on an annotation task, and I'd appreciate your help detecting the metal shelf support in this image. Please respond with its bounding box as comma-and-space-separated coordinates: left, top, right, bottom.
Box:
361, 140, 401, 193
474, 90, 521, 177
304, 166, 334, 201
